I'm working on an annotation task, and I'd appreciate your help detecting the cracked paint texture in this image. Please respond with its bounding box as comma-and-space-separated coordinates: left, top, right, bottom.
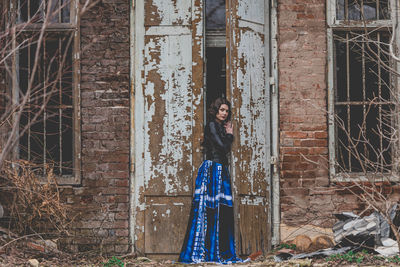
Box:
228, 0, 270, 254
134, 0, 204, 256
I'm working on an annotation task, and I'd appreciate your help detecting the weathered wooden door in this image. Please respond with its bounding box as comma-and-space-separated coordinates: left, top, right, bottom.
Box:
132, 0, 204, 258
227, 0, 272, 254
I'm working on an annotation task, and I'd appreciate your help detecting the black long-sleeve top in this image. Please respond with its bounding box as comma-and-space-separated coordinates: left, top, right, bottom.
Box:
203, 120, 234, 166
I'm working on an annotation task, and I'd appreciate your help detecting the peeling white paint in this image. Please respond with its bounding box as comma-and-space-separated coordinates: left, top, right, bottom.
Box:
238, 0, 265, 25
240, 196, 266, 206
149, 0, 192, 26
144, 32, 193, 195
132, 0, 204, 253
237, 29, 267, 195
146, 25, 191, 36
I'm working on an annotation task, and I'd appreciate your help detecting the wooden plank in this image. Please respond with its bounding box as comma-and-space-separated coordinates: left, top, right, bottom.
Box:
133, 0, 204, 255
238, 197, 269, 255
191, 0, 204, 183
144, 197, 192, 253
234, 26, 268, 196
143, 33, 193, 196
227, 0, 271, 254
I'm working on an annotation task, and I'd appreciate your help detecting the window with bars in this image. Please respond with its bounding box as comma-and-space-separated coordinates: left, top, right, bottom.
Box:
328, 0, 396, 178
10, 0, 80, 183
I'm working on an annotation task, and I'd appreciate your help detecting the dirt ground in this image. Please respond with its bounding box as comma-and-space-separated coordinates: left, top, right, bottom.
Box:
0, 242, 398, 267
1, 253, 400, 267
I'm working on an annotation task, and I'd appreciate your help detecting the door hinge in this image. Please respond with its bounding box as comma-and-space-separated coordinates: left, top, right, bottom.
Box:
269, 76, 275, 86
270, 76, 276, 95
270, 156, 278, 173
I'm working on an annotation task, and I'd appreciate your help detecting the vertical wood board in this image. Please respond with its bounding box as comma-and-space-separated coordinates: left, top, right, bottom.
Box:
133, 0, 204, 256
227, 0, 271, 254
143, 33, 193, 196
144, 197, 192, 253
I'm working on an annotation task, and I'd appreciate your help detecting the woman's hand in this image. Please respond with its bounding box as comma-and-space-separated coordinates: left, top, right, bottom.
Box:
224, 121, 233, 135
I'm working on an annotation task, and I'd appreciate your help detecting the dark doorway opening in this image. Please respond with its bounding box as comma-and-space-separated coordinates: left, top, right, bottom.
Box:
205, 0, 226, 117
206, 47, 226, 111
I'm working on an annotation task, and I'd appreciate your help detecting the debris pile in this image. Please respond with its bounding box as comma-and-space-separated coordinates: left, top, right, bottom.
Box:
333, 205, 399, 257
275, 204, 400, 262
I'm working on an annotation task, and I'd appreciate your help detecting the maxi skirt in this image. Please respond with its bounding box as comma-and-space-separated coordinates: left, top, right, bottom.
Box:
179, 160, 242, 264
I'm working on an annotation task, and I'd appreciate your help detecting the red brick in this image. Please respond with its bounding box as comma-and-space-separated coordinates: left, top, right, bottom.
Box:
284, 131, 308, 139
315, 131, 328, 139
300, 139, 328, 147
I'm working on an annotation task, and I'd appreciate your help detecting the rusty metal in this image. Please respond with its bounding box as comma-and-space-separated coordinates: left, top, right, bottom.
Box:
378, 32, 383, 170
59, 36, 62, 175
43, 37, 47, 175
346, 32, 351, 170
28, 42, 31, 161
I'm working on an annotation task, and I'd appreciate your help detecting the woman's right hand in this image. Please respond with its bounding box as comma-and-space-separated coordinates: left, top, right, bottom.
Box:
224, 121, 233, 135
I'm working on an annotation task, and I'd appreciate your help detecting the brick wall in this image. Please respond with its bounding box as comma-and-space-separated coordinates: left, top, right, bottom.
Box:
278, 0, 332, 227
60, 0, 131, 253
277, 0, 400, 232
277, 0, 370, 229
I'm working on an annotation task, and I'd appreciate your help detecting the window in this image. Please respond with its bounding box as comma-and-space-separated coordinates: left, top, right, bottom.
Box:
327, 0, 397, 180
9, 0, 80, 184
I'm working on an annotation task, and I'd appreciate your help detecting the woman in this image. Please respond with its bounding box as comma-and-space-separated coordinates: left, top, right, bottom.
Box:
179, 97, 242, 264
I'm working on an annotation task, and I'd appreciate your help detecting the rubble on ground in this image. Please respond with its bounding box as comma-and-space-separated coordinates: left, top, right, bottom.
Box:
275, 204, 400, 262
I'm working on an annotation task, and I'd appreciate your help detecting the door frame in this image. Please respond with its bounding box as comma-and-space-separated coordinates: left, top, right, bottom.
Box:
129, 0, 280, 254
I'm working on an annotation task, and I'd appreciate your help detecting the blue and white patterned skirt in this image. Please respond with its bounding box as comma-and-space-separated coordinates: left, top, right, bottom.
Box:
179, 160, 242, 264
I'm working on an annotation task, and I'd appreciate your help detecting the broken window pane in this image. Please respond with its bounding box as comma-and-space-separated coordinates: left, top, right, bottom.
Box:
348, 0, 361, 20
17, 0, 70, 23
336, 0, 389, 21
334, 31, 392, 173
337, 0, 345, 20
18, 34, 74, 176
378, 0, 390, 19
206, 0, 225, 29
61, 0, 71, 23
363, 0, 377, 20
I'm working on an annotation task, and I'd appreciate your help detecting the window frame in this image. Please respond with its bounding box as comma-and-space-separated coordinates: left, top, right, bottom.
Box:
327, 0, 400, 182
8, 0, 81, 185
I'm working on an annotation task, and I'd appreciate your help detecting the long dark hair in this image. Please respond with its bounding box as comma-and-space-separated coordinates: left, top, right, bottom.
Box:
207, 97, 231, 122
201, 97, 232, 149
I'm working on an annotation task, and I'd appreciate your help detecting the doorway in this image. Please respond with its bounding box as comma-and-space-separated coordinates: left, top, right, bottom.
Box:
205, 0, 226, 113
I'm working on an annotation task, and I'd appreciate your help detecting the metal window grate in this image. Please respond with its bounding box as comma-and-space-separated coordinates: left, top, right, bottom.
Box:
334, 31, 393, 173
18, 34, 74, 176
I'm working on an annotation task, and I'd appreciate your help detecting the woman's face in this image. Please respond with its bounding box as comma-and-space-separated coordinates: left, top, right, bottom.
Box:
215, 104, 229, 123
